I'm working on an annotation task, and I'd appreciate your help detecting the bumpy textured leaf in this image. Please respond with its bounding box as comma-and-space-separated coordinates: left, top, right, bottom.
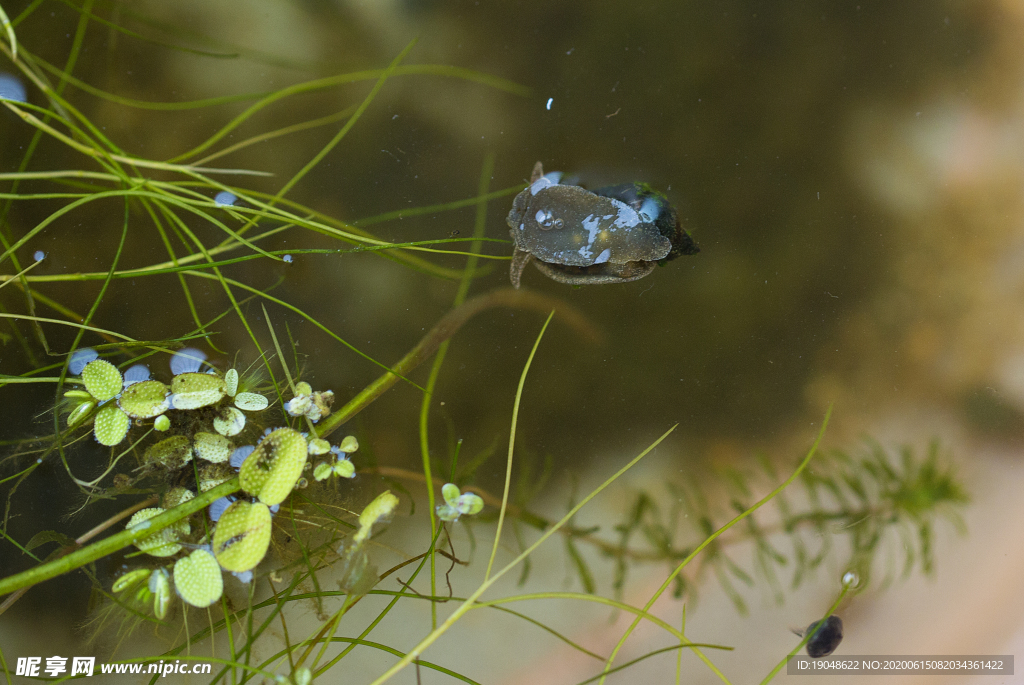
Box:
224, 368, 239, 397
128, 508, 182, 557
118, 380, 169, 418
234, 392, 268, 411
197, 462, 235, 492
193, 432, 234, 463
213, 406, 246, 437
162, 486, 195, 509
170, 372, 226, 409
93, 405, 130, 446
212, 500, 272, 572
81, 359, 122, 401
174, 549, 224, 607
239, 428, 308, 506
144, 436, 192, 469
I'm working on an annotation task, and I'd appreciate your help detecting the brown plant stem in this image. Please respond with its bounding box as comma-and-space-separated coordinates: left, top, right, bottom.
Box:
315, 287, 602, 439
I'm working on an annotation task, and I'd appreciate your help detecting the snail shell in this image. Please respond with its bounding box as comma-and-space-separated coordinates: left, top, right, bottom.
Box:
802, 616, 844, 658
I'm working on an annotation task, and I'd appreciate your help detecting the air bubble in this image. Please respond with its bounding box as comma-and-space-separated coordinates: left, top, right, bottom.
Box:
535, 208, 561, 229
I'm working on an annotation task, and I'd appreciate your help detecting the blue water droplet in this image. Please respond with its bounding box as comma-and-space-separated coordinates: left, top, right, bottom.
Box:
33, 250, 46, 261
283, 254, 293, 263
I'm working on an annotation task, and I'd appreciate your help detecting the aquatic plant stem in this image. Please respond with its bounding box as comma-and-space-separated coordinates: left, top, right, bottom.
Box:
418, 152, 495, 627
0, 289, 589, 599
0, 494, 157, 617
0, 480, 238, 598
597, 405, 834, 685
485, 310, 553, 581
315, 287, 600, 440
366, 424, 677, 685
0, 3, 16, 60
759, 578, 852, 685
232, 39, 416, 242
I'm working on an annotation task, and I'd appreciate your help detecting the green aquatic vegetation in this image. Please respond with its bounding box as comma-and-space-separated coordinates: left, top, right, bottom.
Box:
173, 549, 224, 609
0, 5, 971, 685
212, 499, 273, 573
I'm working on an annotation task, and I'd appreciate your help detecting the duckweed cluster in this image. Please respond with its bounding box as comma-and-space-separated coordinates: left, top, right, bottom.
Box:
63, 347, 381, 617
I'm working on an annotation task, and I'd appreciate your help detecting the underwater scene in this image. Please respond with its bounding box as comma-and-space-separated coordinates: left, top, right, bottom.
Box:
0, 1, 1021, 683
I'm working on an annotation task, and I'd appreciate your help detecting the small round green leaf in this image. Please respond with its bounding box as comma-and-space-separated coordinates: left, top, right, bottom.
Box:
194, 431, 234, 463
234, 392, 269, 411
239, 428, 308, 506
93, 405, 130, 446
441, 483, 460, 506
174, 549, 224, 608
127, 508, 182, 557
118, 379, 169, 418
212, 500, 272, 572
334, 459, 355, 479
213, 406, 246, 437
144, 435, 192, 469
314, 462, 333, 481
81, 359, 123, 402
459, 492, 484, 516
170, 372, 226, 410
307, 438, 330, 456
154, 415, 171, 431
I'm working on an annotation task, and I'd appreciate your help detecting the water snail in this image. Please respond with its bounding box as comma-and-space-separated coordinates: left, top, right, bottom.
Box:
506, 161, 699, 287
798, 615, 844, 658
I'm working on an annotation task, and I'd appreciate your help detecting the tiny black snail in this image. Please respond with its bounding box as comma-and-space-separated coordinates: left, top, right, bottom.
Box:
801, 616, 844, 658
